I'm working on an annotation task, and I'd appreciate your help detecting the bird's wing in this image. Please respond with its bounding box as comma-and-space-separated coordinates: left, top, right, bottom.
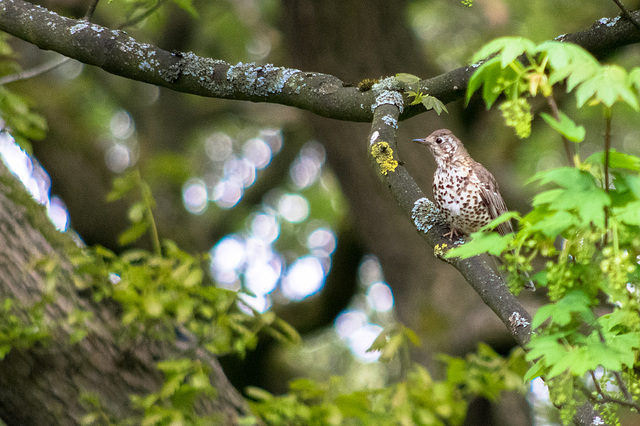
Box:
473, 162, 513, 236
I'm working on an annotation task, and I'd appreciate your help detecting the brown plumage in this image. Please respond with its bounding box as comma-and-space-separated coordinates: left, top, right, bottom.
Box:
413, 129, 512, 238
413, 129, 535, 290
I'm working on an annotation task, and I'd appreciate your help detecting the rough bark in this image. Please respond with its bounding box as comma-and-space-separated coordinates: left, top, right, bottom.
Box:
0, 162, 249, 425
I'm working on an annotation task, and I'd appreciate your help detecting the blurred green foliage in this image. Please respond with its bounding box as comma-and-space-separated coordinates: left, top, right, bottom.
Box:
2, 0, 640, 424
247, 344, 526, 426
449, 36, 640, 424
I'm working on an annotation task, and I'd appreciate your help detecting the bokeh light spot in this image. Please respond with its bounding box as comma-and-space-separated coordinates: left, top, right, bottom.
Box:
307, 227, 337, 257
48, 196, 69, 231
0, 133, 70, 232
211, 235, 246, 285
335, 310, 368, 339
225, 155, 256, 188
205, 132, 234, 163
182, 178, 208, 214
366, 282, 394, 312
55, 59, 83, 80
246, 36, 272, 60
290, 141, 326, 189
239, 293, 271, 314
212, 179, 244, 209
105, 143, 131, 173
281, 255, 325, 300
278, 193, 309, 223
348, 323, 383, 363
245, 259, 281, 296
110, 110, 135, 140
260, 128, 283, 154
243, 138, 272, 170
250, 213, 280, 243
358, 255, 385, 287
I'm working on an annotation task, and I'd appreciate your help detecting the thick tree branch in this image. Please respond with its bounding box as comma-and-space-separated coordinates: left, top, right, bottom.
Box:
0, 0, 376, 121
555, 9, 640, 57
0, 0, 639, 123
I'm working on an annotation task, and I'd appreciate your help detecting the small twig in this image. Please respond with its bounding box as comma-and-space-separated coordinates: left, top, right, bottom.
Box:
0, 0, 101, 85
0, 0, 169, 86
612, 370, 634, 404
604, 108, 611, 195
545, 95, 577, 167
610, 0, 640, 31
604, 111, 611, 194
592, 314, 637, 407
82, 0, 101, 21
0, 56, 71, 85
586, 371, 640, 410
603, 109, 611, 245
590, 370, 606, 397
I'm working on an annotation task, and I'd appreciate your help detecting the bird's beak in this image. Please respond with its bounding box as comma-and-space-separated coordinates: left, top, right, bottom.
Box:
412, 138, 426, 144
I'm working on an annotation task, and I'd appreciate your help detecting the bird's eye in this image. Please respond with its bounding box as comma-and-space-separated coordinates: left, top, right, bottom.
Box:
435, 137, 443, 144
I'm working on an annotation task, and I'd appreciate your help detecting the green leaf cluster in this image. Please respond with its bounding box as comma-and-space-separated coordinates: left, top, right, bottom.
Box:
456, 38, 640, 422
107, 170, 161, 250
247, 344, 526, 426
0, 34, 47, 152
0, 297, 51, 359
73, 239, 298, 358
0, 86, 47, 152
527, 292, 640, 379
467, 37, 640, 139
129, 359, 217, 425
447, 159, 640, 422
74, 173, 300, 359
408, 90, 449, 116
82, 359, 219, 426
366, 324, 421, 362
397, 73, 449, 116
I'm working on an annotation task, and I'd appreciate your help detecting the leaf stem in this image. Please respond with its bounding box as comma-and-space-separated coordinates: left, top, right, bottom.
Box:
136, 173, 162, 256
604, 108, 611, 245
545, 96, 576, 167
144, 187, 162, 257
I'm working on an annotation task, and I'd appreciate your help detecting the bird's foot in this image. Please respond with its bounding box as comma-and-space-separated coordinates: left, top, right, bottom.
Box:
443, 228, 462, 241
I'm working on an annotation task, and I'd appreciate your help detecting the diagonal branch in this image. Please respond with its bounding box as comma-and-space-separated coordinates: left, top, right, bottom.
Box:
366, 92, 607, 426
367, 89, 532, 345
0, 0, 639, 123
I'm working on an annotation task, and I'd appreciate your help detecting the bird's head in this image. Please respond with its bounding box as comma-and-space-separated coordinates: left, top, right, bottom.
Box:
412, 129, 466, 164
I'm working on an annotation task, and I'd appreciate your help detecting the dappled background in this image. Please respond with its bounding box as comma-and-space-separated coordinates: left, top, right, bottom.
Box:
4, 0, 640, 424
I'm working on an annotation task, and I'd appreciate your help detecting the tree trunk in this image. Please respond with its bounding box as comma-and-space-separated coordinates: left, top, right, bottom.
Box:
0, 161, 248, 425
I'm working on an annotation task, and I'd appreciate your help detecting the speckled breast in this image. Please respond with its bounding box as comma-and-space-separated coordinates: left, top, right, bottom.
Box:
432, 166, 491, 235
